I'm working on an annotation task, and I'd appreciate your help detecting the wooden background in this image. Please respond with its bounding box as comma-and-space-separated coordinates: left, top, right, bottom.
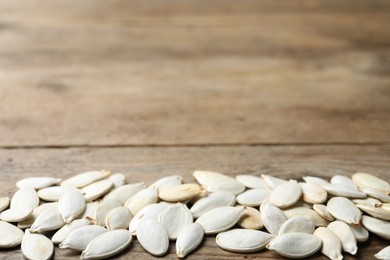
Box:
0, 0, 389, 259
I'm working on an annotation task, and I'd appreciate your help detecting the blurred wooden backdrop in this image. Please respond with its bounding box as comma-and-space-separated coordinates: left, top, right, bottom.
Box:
0, 0, 389, 259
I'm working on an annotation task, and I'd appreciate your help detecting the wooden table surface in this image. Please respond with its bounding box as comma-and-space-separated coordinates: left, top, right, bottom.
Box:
0, 0, 389, 259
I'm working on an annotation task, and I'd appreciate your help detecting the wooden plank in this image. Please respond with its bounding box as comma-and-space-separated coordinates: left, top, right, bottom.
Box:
0, 145, 389, 259
0, 0, 390, 146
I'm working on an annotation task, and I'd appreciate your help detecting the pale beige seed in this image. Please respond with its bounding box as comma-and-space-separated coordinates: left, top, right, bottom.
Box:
313, 227, 343, 260
327, 197, 362, 224
30, 206, 65, 233
193, 170, 234, 187
302, 176, 329, 186
104, 182, 146, 205
216, 229, 273, 253
260, 201, 287, 235
284, 207, 329, 227
16, 177, 61, 190
18, 202, 57, 229
361, 215, 390, 240
105, 207, 132, 230
59, 225, 108, 251
322, 183, 366, 199
237, 206, 263, 230
196, 206, 245, 234
331, 175, 357, 190
349, 223, 369, 243
159, 184, 203, 202
356, 203, 390, 221
125, 187, 158, 215
206, 180, 245, 195
352, 173, 390, 195
93, 199, 122, 226
21, 229, 53, 260
80, 201, 100, 220
236, 175, 269, 189
129, 203, 167, 235
300, 183, 327, 204
137, 218, 169, 256
375, 246, 390, 260
0, 221, 24, 248
81, 179, 114, 202
0, 197, 9, 213
328, 221, 358, 255
150, 175, 183, 189
190, 192, 235, 218
270, 181, 302, 208
10, 187, 39, 209
0, 207, 33, 222
176, 223, 204, 258
382, 203, 390, 212
158, 203, 193, 240
58, 189, 86, 223
236, 189, 270, 207
278, 217, 315, 235
37, 186, 75, 202
313, 204, 335, 222
52, 218, 91, 244
81, 229, 132, 260
266, 232, 322, 258
261, 174, 288, 189
61, 170, 111, 188
360, 188, 390, 203
108, 173, 126, 188
352, 198, 382, 207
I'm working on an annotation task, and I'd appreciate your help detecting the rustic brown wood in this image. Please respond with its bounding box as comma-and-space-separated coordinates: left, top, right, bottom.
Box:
0, 145, 389, 259
0, 0, 390, 146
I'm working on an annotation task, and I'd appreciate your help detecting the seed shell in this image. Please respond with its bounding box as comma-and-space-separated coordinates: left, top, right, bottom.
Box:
196, 206, 245, 234
37, 186, 75, 202
159, 184, 203, 202
105, 207, 132, 230
300, 183, 327, 204
352, 173, 390, 194
0, 221, 24, 248
270, 181, 302, 208
158, 203, 193, 240
322, 183, 366, 199
10, 187, 39, 209
236, 175, 269, 189
0, 197, 10, 213
349, 223, 369, 243
58, 189, 86, 223
61, 170, 111, 188
216, 229, 273, 253
190, 192, 235, 218
278, 217, 315, 235
313, 204, 335, 222
21, 229, 53, 260
328, 221, 358, 255
52, 218, 91, 244
104, 182, 146, 205
125, 187, 158, 215
59, 225, 108, 251
260, 201, 287, 235
30, 205, 65, 233
356, 203, 390, 221
108, 173, 126, 188
331, 175, 357, 190
361, 215, 390, 240
176, 223, 204, 258
236, 189, 270, 207
313, 227, 343, 260
18, 202, 57, 229
375, 246, 390, 260
81, 179, 113, 202
150, 175, 183, 189
129, 203, 167, 235
327, 197, 362, 224
16, 177, 61, 190
0, 207, 33, 222
237, 206, 263, 230
137, 218, 169, 256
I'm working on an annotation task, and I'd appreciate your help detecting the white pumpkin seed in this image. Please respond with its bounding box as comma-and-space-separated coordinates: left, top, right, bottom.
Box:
216, 229, 273, 253
278, 217, 315, 235
328, 221, 358, 255
30, 205, 65, 233
52, 218, 91, 244
18, 202, 57, 229
283, 207, 329, 227
300, 182, 327, 204
137, 218, 169, 256
261, 174, 288, 189
125, 187, 158, 215
270, 181, 302, 208
176, 223, 204, 258
236, 175, 269, 189
193, 170, 234, 187
260, 201, 287, 235
353, 198, 382, 207
129, 203, 167, 235
303, 176, 329, 186
150, 175, 182, 189
159, 183, 203, 202
356, 203, 390, 221
58, 189, 86, 223
158, 203, 193, 240
236, 189, 270, 207
331, 175, 357, 190
105, 207, 132, 230
93, 199, 122, 226
10, 187, 39, 209
80, 201, 100, 220
59, 225, 108, 251
0, 207, 33, 222
375, 246, 390, 260
327, 197, 362, 224
352, 173, 390, 194
190, 192, 235, 218
81, 179, 113, 202
37, 186, 75, 202
313, 227, 343, 260
16, 177, 61, 190
313, 204, 335, 222
21, 229, 53, 260
104, 182, 146, 205
0, 197, 9, 213
322, 183, 366, 198
266, 232, 322, 258
0, 221, 24, 248
361, 215, 390, 240
382, 203, 390, 212
360, 188, 390, 203
206, 180, 245, 195
81, 229, 132, 260
61, 170, 111, 188
349, 223, 369, 243
237, 206, 263, 230
108, 173, 126, 188
196, 206, 245, 234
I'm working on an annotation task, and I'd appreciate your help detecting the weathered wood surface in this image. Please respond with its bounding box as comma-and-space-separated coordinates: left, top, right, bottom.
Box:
0, 145, 389, 259
0, 0, 390, 146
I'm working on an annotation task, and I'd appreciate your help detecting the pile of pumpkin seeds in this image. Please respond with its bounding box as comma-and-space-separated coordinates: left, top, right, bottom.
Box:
0, 170, 389, 259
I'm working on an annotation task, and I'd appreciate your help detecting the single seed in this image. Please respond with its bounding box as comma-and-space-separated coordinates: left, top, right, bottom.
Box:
190, 192, 235, 218
104, 182, 146, 205
108, 173, 126, 188
59, 225, 108, 251
236, 175, 269, 189
81, 179, 114, 202
196, 206, 245, 234
236, 188, 270, 207
159, 184, 203, 202
137, 218, 169, 256
278, 217, 315, 235
349, 223, 369, 243
10, 187, 39, 209
93, 199, 122, 226
16, 177, 61, 190
61, 170, 111, 188
313, 204, 335, 222
150, 175, 183, 189
105, 207, 132, 230
300, 182, 327, 204
158, 203, 193, 240
313, 227, 343, 260
327, 197, 362, 224
352, 198, 382, 207
0, 221, 24, 248
37, 186, 75, 202
52, 218, 91, 244
125, 187, 158, 215
58, 189, 86, 223
21, 229, 53, 260
375, 246, 390, 260
261, 174, 288, 189
237, 206, 263, 230
269, 181, 302, 208
356, 203, 390, 221
328, 221, 358, 255
0, 197, 10, 213
176, 223, 204, 258
322, 183, 366, 199
260, 201, 287, 235
129, 203, 166, 235
216, 229, 273, 253
302, 176, 329, 186
30, 205, 65, 233
18, 202, 57, 229
283, 207, 329, 227
352, 173, 390, 195
361, 215, 390, 240
0, 207, 33, 222
330, 175, 357, 190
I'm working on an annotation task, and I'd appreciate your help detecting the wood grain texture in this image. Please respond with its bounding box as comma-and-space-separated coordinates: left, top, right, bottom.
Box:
0, 145, 389, 259
0, 0, 390, 146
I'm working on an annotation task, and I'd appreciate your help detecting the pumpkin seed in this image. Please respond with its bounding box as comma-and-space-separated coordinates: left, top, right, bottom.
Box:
59, 225, 108, 251
236, 189, 270, 207
206, 180, 245, 195
327, 197, 362, 224
278, 217, 315, 235
81, 229, 132, 260
150, 175, 182, 189
313, 227, 343, 260
360, 188, 390, 203
52, 218, 91, 244
16, 177, 61, 190
352, 173, 390, 194
261, 174, 288, 189
104, 182, 146, 205
82, 179, 113, 202
158, 203, 193, 240
216, 228, 273, 253
270, 181, 302, 208
21, 229, 53, 260
266, 232, 322, 258
382, 203, 390, 212
193, 170, 234, 187
0, 221, 24, 248
313, 204, 335, 222
18, 202, 57, 229
176, 223, 204, 258
356, 203, 390, 221
105, 207, 132, 230
159, 184, 203, 202
0, 197, 9, 213
352, 198, 382, 207
236, 175, 269, 189
58, 189, 86, 223
300, 182, 327, 204
361, 215, 390, 240
10, 187, 39, 209
237, 206, 263, 230
328, 221, 358, 255
92, 199, 122, 226
129, 203, 166, 235
331, 175, 357, 190
190, 192, 235, 218
125, 187, 158, 215
303, 176, 329, 186
375, 246, 390, 260
0, 207, 33, 222
108, 173, 126, 188
61, 170, 111, 188
137, 218, 169, 256
322, 183, 366, 199
284, 207, 329, 227
260, 201, 287, 235
349, 223, 369, 243
37, 186, 75, 202
80, 201, 100, 220
196, 206, 245, 234
30, 205, 65, 233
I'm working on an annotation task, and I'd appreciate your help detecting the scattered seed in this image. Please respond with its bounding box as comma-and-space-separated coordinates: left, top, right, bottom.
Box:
158, 203, 193, 240
129, 203, 167, 235
58, 189, 86, 223
37, 186, 75, 202
18, 202, 57, 229
352, 198, 382, 207
237, 206, 263, 230
270, 181, 302, 208
150, 175, 183, 189
331, 175, 357, 190
327, 197, 362, 224
21, 229, 53, 260
300, 183, 327, 204
328, 221, 358, 255
302, 176, 329, 186
16, 177, 61, 190
349, 223, 369, 243
10, 187, 39, 210
361, 215, 390, 240
104, 182, 146, 205
108, 173, 126, 188
314, 227, 343, 260
0, 207, 33, 222
30, 205, 65, 233
0, 221, 24, 248
93, 199, 122, 226
82, 179, 113, 202
261, 174, 288, 189
359, 188, 390, 203
196, 206, 245, 234
105, 207, 132, 230
59, 225, 108, 251
352, 173, 390, 195
176, 223, 204, 258
159, 184, 203, 202
375, 246, 390, 260
137, 218, 169, 256
190, 192, 235, 218
61, 170, 111, 188
52, 218, 91, 244
356, 203, 390, 221
313, 204, 335, 222
322, 183, 366, 199
125, 187, 158, 215
283, 207, 329, 227
236, 175, 269, 189
216, 229, 273, 253
260, 201, 287, 235
236, 189, 270, 207
278, 217, 315, 235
